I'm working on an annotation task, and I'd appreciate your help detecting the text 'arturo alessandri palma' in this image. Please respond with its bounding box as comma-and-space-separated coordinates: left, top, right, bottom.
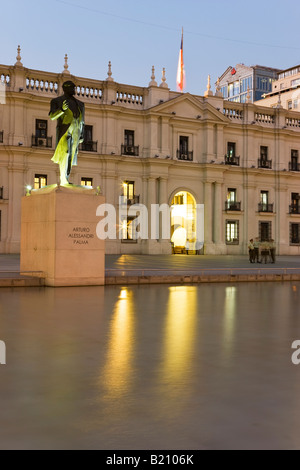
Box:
68, 226, 94, 245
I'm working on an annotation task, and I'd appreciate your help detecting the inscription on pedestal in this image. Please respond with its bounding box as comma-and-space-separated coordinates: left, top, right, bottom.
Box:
68, 226, 95, 245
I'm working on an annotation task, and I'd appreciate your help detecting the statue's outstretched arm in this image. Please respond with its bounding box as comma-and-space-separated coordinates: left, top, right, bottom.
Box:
49, 99, 68, 121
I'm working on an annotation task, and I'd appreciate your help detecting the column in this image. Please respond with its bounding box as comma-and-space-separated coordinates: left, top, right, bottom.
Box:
159, 177, 171, 254
204, 181, 213, 252
213, 182, 222, 246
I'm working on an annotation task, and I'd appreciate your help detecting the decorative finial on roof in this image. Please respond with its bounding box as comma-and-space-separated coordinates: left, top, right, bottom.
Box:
15, 45, 23, 67
204, 74, 213, 97
149, 66, 157, 87
107, 61, 114, 81
246, 85, 251, 103
62, 54, 70, 75
160, 68, 168, 88
215, 77, 222, 97
277, 92, 283, 109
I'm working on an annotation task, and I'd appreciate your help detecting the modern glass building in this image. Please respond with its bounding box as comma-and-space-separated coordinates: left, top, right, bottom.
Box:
218, 64, 280, 103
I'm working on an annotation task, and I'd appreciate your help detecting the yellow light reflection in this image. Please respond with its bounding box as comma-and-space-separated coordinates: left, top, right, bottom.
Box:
223, 286, 237, 358
160, 286, 197, 396
101, 287, 135, 399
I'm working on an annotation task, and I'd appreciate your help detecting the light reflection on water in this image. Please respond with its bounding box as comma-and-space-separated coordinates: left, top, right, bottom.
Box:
1, 282, 300, 449
159, 286, 197, 397
101, 288, 135, 399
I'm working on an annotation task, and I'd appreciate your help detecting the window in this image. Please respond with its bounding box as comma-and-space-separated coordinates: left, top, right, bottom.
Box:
121, 216, 138, 242
259, 191, 272, 212
288, 101, 293, 110
290, 150, 299, 171
0, 210, 1, 241
35, 119, 47, 138
226, 188, 240, 211
227, 188, 237, 203
260, 191, 269, 206
290, 192, 300, 214
180, 136, 189, 155
122, 130, 139, 156
259, 221, 272, 242
34, 174, 47, 190
290, 223, 300, 245
123, 181, 135, 200
84, 125, 93, 143
81, 178, 93, 187
227, 142, 236, 158
294, 100, 298, 110
125, 130, 135, 147
226, 220, 239, 244
260, 146, 268, 160
292, 149, 298, 163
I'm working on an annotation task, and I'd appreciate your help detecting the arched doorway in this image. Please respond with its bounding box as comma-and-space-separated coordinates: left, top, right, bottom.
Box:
171, 191, 197, 254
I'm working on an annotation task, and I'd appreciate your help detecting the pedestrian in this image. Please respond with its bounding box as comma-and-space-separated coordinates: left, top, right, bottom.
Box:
248, 239, 255, 263
261, 240, 270, 264
253, 237, 261, 263
270, 239, 276, 263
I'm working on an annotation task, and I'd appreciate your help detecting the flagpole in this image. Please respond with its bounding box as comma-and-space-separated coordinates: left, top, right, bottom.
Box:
181, 28, 183, 93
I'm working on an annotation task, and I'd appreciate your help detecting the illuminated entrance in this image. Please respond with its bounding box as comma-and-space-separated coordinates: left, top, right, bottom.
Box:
171, 191, 197, 254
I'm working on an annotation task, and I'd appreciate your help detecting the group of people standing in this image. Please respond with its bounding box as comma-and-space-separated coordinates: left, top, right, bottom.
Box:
248, 238, 276, 264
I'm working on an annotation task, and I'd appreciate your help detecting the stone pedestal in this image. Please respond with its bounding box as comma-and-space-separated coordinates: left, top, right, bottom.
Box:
20, 185, 105, 287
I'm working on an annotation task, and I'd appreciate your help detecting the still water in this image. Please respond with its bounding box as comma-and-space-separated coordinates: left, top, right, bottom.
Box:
1, 282, 300, 450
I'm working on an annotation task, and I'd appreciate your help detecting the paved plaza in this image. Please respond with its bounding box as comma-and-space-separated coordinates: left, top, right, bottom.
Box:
1, 254, 300, 286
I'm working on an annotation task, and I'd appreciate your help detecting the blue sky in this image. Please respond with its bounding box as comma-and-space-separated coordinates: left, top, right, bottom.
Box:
1, 0, 300, 95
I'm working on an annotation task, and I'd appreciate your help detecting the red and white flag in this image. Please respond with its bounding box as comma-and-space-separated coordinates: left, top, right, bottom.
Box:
176, 29, 185, 92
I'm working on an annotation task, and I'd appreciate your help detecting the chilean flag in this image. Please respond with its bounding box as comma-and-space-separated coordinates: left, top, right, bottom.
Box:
176, 29, 185, 92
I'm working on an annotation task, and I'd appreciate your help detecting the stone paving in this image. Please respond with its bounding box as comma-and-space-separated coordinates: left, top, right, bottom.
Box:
1, 254, 300, 286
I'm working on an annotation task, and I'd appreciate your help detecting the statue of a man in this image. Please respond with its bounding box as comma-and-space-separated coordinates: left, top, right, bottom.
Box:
49, 81, 85, 185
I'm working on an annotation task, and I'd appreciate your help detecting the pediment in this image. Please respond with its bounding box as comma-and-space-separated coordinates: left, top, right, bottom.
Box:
149, 93, 228, 123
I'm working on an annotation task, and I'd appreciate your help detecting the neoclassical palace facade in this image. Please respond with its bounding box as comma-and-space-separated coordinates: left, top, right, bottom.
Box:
1, 50, 300, 255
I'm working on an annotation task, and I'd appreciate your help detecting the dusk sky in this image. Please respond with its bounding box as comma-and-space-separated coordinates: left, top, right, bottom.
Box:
2, 0, 300, 94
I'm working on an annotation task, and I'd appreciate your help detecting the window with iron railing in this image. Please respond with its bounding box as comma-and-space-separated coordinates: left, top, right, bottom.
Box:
225, 189, 241, 211
79, 125, 97, 152
122, 130, 139, 156
32, 120, 52, 148
258, 146, 272, 169
177, 136, 193, 161
259, 191, 273, 212
290, 223, 300, 245
259, 221, 272, 242
289, 150, 300, 171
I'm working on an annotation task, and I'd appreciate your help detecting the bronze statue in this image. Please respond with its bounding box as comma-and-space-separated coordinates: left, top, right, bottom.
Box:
49, 81, 85, 185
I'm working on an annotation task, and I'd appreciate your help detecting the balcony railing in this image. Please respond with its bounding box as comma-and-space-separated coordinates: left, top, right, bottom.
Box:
225, 201, 241, 211
31, 135, 53, 148
121, 144, 139, 156
0, 187, 3, 199
289, 162, 300, 172
258, 158, 272, 169
0, 131, 3, 143
258, 203, 274, 213
120, 195, 140, 206
224, 155, 240, 166
127, 195, 140, 206
289, 205, 300, 215
177, 150, 193, 161
79, 141, 98, 152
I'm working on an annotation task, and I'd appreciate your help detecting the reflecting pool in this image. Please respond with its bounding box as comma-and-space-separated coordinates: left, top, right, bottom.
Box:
1, 282, 300, 450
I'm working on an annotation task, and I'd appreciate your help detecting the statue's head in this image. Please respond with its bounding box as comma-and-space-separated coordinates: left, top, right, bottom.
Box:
63, 81, 76, 96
